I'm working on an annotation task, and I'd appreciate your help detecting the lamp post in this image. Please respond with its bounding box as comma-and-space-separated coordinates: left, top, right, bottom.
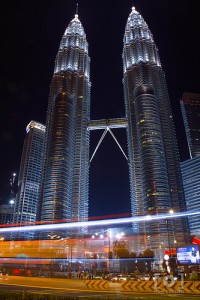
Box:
47, 234, 61, 270
166, 209, 174, 256
68, 243, 72, 272
90, 230, 126, 273
107, 231, 125, 259
106, 231, 125, 272
113, 232, 127, 274
108, 235, 111, 258
62, 237, 72, 272
107, 232, 113, 271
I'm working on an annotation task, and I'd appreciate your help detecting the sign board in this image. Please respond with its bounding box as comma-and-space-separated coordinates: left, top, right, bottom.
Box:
177, 245, 200, 265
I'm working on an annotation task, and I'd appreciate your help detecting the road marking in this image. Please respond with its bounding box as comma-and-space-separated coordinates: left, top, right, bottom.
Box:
28, 289, 59, 295
0, 282, 115, 294
0, 282, 81, 291
84, 280, 108, 290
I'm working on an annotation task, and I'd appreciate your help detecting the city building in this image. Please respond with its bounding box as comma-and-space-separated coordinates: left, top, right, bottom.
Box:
13, 121, 45, 239
122, 7, 189, 254
0, 173, 16, 240
180, 93, 200, 237
7, 6, 188, 253
180, 157, 200, 237
35, 7, 189, 252
38, 13, 91, 234
180, 93, 200, 158
0, 202, 14, 225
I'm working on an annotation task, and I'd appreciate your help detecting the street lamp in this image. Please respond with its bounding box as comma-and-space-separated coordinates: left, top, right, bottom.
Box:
115, 232, 125, 239
47, 234, 60, 240
166, 209, 174, 256
92, 231, 112, 258
105, 231, 125, 271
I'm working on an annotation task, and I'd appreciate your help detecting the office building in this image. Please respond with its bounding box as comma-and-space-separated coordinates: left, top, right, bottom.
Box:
39, 13, 91, 232
180, 93, 200, 237
0, 203, 14, 225
122, 7, 188, 253
27, 7, 189, 252
180, 92, 200, 158
181, 157, 200, 237
13, 121, 45, 239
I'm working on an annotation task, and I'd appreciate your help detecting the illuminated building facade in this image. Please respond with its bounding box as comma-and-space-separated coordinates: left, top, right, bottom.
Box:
0, 203, 14, 225
26, 7, 189, 250
181, 157, 200, 236
13, 121, 45, 239
39, 14, 91, 230
122, 7, 188, 252
180, 92, 200, 158
180, 93, 200, 237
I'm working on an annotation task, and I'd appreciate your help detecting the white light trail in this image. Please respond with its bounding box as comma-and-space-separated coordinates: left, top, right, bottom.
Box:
0, 211, 199, 233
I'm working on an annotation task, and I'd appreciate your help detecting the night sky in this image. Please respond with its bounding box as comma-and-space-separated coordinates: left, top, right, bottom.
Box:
1, 1, 200, 218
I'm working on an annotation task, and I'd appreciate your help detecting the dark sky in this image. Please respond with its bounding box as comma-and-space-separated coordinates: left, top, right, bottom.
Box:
1, 1, 200, 218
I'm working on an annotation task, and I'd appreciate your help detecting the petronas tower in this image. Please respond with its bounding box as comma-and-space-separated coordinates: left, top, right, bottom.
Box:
39, 14, 91, 228
36, 7, 188, 251
123, 7, 188, 251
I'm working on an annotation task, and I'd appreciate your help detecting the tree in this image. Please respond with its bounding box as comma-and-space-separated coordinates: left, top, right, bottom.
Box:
113, 240, 129, 273
143, 248, 154, 258
143, 248, 154, 273
138, 253, 144, 258
130, 252, 137, 258
113, 240, 129, 258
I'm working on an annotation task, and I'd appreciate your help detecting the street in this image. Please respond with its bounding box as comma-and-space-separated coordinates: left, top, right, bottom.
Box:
0, 276, 199, 299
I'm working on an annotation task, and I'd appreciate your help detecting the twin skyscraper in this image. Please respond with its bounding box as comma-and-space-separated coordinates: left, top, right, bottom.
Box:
13, 7, 189, 254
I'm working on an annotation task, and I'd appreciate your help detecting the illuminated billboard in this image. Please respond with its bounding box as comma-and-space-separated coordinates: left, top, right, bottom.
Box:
177, 245, 200, 265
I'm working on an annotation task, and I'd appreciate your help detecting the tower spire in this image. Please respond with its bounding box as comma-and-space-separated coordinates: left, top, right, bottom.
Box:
76, 3, 78, 15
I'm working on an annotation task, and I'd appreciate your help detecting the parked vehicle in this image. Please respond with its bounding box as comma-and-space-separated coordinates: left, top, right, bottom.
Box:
111, 274, 127, 283
140, 274, 150, 281
104, 273, 116, 280
93, 275, 103, 280
126, 274, 139, 281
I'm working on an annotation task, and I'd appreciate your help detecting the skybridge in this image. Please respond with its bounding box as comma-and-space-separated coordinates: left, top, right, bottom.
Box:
88, 118, 128, 130
87, 118, 128, 163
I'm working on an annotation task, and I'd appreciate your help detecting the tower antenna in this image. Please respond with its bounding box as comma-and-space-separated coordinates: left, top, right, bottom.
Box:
76, 3, 78, 15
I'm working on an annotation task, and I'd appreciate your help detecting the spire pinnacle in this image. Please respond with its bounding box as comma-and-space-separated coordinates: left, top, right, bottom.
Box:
130, 6, 138, 15
75, 3, 78, 18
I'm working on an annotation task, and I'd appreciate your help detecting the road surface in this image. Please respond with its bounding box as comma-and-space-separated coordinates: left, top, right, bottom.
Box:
0, 276, 199, 299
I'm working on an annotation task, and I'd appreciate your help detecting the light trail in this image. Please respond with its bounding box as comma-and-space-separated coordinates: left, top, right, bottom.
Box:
0, 210, 199, 233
